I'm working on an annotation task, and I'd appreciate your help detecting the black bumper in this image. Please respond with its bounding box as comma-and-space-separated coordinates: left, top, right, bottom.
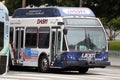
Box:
63, 61, 110, 68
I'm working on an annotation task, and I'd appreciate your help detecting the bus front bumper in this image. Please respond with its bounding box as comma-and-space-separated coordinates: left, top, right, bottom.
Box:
63, 61, 111, 68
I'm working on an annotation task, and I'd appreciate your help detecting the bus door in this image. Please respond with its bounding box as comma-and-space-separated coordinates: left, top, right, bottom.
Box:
15, 27, 24, 63
51, 27, 61, 64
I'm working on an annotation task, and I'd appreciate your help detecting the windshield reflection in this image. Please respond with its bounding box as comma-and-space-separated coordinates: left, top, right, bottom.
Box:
66, 27, 107, 51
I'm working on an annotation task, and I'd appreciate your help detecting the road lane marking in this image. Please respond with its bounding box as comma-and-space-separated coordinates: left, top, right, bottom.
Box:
17, 73, 79, 80
0, 78, 19, 80
2, 75, 52, 80
17, 73, 117, 80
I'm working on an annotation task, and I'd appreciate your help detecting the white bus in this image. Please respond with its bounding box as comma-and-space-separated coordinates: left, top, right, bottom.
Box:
9, 6, 110, 73
0, 2, 10, 75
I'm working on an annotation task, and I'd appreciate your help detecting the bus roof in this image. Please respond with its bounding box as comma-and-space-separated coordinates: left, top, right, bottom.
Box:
12, 7, 95, 18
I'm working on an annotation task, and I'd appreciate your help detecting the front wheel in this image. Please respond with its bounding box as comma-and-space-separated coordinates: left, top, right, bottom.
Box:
38, 56, 49, 73
78, 68, 89, 74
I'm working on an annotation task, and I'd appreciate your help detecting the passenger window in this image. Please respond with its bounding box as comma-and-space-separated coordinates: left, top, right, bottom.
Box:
10, 27, 14, 43
38, 27, 50, 48
25, 27, 38, 47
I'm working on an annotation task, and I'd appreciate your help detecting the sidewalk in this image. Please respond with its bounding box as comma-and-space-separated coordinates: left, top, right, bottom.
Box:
109, 56, 120, 67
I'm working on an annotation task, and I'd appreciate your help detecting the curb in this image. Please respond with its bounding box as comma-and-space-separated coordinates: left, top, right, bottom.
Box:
109, 56, 120, 67
109, 65, 120, 68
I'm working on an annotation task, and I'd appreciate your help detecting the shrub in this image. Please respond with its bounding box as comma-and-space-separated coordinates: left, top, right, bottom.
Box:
109, 41, 120, 50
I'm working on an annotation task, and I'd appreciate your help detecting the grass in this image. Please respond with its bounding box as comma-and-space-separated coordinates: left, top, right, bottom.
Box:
109, 41, 120, 50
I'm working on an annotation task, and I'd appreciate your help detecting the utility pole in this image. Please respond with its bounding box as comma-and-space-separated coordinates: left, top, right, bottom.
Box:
79, 0, 83, 7
22, 0, 26, 8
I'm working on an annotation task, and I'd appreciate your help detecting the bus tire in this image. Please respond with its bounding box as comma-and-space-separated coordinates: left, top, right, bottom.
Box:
78, 67, 89, 74
38, 56, 49, 73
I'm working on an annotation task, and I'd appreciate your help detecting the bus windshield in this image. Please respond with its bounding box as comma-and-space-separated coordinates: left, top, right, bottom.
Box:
65, 18, 101, 26
0, 22, 4, 50
66, 27, 107, 51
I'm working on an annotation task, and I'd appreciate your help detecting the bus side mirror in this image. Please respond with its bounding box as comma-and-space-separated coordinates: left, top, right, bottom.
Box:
63, 28, 68, 35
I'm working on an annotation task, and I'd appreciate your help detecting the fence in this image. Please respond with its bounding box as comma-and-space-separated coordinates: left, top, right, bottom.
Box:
109, 50, 120, 56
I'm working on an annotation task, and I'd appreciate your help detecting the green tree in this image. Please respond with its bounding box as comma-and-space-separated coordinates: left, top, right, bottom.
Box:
83, 0, 120, 19
4, 0, 78, 15
83, 0, 120, 40
100, 17, 120, 40
108, 16, 120, 40
2, 0, 120, 17
5, 0, 21, 15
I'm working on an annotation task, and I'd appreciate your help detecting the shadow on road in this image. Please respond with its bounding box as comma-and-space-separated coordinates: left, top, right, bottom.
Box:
9, 66, 101, 75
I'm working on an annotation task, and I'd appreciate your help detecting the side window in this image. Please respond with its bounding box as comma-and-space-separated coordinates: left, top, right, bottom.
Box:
62, 36, 67, 51
10, 27, 14, 43
51, 31, 61, 53
21, 30, 24, 48
25, 27, 38, 47
0, 22, 4, 50
15, 28, 24, 48
38, 27, 50, 48
57, 32, 61, 52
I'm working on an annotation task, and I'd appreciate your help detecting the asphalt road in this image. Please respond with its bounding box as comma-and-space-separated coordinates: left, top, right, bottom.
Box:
0, 66, 120, 80
109, 56, 120, 67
